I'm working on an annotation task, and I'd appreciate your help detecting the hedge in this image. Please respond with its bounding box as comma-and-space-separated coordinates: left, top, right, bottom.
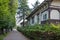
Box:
17, 24, 60, 40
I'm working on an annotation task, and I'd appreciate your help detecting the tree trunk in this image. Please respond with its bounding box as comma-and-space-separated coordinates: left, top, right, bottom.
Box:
23, 9, 25, 27
1, 28, 4, 34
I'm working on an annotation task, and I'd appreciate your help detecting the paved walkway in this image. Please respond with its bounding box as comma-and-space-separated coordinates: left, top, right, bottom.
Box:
4, 29, 30, 40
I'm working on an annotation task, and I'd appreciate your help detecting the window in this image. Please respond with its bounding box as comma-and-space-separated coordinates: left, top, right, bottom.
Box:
43, 14, 47, 20
37, 14, 39, 23
32, 16, 34, 24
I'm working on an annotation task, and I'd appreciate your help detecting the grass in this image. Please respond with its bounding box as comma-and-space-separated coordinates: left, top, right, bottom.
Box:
0, 33, 8, 40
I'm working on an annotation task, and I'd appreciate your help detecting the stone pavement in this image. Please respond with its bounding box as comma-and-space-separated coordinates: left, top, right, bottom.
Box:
4, 29, 30, 40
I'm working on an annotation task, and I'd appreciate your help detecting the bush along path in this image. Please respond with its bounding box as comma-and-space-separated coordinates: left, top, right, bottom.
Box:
17, 24, 60, 40
4, 29, 30, 40
0, 33, 8, 40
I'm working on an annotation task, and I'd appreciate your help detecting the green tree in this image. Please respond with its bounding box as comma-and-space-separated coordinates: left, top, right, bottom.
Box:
9, 0, 18, 30
0, 0, 10, 33
0, 0, 18, 33
32, 0, 40, 9
18, 0, 30, 27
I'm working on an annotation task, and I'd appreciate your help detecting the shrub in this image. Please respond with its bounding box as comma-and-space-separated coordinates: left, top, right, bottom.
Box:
17, 24, 60, 40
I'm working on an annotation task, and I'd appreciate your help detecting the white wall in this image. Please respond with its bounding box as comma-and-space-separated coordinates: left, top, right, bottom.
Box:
29, 11, 49, 25
39, 13, 42, 24
29, 17, 35, 25
41, 11, 49, 21
29, 14, 40, 25
34, 15, 37, 24
50, 10, 60, 19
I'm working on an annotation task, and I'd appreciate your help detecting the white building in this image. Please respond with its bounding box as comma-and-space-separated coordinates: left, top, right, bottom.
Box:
26, 0, 60, 25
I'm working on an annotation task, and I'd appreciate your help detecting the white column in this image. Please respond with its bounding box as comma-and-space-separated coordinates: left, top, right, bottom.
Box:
34, 15, 37, 24
39, 13, 42, 24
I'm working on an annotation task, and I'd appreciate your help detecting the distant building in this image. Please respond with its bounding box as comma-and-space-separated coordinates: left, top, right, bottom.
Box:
26, 0, 60, 25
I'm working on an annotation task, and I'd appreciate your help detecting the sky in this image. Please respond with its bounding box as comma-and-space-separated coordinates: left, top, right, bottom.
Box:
28, 0, 44, 8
